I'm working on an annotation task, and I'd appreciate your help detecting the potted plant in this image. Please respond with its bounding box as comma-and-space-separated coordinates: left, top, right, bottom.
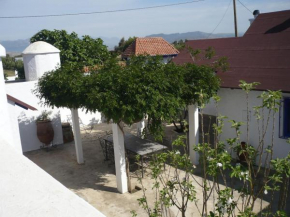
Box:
36, 110, 54, 146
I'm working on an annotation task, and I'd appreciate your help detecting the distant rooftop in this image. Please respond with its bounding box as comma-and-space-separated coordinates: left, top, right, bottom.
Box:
122, 37, 179, 58
173, 10, 290, 93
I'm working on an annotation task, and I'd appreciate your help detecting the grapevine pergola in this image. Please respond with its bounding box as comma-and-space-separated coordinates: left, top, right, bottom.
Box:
35, 55, 221, 193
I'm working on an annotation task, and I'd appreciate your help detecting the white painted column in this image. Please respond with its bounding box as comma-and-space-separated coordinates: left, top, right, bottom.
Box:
137, 118, 145, 138
71, 108, 84, 164
112, 123, 128, 194
188, 104, 199, 165
0, 45, 15, 149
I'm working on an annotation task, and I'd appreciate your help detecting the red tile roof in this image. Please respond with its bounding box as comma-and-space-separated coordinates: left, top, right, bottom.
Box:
122, 37, 179, 58
7, 94, 37, 111
173, 10, 290, 93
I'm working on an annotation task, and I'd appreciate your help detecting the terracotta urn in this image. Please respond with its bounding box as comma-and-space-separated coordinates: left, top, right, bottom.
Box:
36, 120, 54, 145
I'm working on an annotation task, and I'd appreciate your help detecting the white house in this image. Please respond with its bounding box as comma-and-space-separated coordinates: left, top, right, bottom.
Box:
5, 41, 102, 152
173, 10, 290, 162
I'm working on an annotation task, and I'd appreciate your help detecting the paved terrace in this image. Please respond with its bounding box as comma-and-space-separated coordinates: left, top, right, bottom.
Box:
25, 123, 272, 216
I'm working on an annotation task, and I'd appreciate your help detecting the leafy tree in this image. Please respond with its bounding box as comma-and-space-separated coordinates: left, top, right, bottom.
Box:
114, 36, 137, 54
2, 54, 15, 70
35, 55, 220, 140
2, 54, 25, 79
172, 39, 187, 50
30, 29, 110, 67
15, 60, 25, 79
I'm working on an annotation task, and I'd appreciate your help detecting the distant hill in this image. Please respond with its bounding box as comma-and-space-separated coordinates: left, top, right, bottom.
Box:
0, 39, 30, 53
0, 37, 119, 53
146, 31, 242, 43
0, 31, 243, 53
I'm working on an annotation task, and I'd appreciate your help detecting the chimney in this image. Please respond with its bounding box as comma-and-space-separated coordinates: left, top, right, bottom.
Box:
249, 10, 260, 25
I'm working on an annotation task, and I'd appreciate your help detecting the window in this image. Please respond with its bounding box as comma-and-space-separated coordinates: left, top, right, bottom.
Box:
280, 97, 290, 138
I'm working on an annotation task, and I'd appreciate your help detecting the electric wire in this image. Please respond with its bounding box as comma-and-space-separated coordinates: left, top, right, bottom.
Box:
0, 0, 204, 19
237, 0, 252, 14
207, 0, 232, 39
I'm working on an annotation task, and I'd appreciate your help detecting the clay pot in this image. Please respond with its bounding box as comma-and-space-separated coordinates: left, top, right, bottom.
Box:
36, 120, 54, 145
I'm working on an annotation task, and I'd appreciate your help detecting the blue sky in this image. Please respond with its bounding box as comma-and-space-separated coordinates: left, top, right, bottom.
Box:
0, 0, 289, 41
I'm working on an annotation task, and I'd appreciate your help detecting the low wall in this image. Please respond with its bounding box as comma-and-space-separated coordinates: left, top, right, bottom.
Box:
0, 137, 105, 217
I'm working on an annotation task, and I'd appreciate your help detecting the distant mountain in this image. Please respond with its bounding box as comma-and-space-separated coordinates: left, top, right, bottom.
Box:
0, 37, 119, 53
146, 31, 241, 43
0, 39, 30, 53
0, 31, 242, 53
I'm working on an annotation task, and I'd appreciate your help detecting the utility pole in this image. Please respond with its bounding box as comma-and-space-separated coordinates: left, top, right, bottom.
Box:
233, 0, 238, 37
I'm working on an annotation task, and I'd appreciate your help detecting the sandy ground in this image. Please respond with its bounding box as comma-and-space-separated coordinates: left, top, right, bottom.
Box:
25, 122, 271, 217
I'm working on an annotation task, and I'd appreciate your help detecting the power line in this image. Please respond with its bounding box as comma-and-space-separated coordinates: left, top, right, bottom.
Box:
237, 0, 252, 14
0, 0, 204, 19
207, 0, 232, 39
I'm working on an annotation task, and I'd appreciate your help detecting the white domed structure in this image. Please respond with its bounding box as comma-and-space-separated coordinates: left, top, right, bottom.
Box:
22, 41, 61, 81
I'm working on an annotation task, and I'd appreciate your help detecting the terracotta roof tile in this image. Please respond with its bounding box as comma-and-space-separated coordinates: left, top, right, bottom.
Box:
122, 37, 179, 58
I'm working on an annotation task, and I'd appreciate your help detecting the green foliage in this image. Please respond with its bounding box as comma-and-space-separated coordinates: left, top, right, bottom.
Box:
36, 110, 52, 121
271, 153, 290, 178
239, 80, 260, 93
2, 54, 15, 70
135, 80, 290, 216
205, 46, 215, 59
2, 54, 25, 79
114, 36, 137, 54
172, 40, 186, 50
30, 29, 110, 67
15, 60, 25, 79
258, 90, 282, 112
4, 72, 8, 81
137, 135, 197, 217
237, 208, 257, 217
181, 63, 220, 106
35, 55, 220, 140
186, 46, 229, 73
34, 64, 86, 109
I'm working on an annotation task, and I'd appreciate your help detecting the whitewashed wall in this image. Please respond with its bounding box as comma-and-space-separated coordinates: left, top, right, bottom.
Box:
60, 108, 102, 129
5, 81, 63, 152
0, 44, 21, 153
7, 100, 22, 153
203, 88, 290, 162
5, 81, 102, 152
23, 53, 60, 81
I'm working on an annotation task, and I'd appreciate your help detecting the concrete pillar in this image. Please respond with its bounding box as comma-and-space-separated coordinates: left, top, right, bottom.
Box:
0, 45, 15, 149
112, 123, 128, 194
71, 108, 84, 164
188, 104, 199, 165
137, 118, 145, 138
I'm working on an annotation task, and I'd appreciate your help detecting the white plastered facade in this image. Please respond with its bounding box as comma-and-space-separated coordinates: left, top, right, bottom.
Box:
203, 88, 290, 162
